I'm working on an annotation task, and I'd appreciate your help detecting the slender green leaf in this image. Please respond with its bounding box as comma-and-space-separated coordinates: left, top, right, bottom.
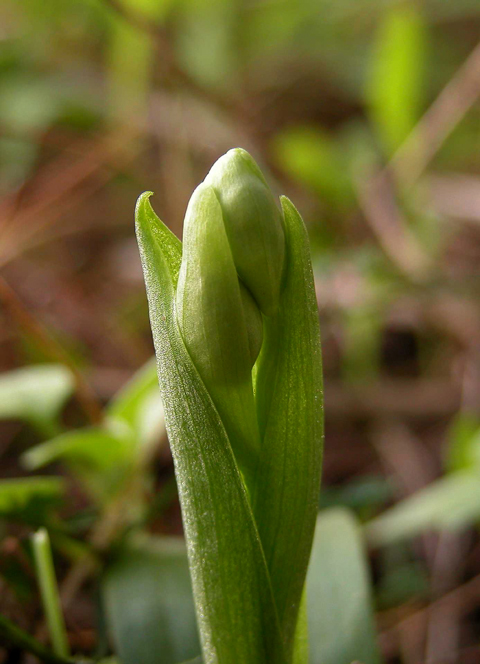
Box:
22, 428, 131, 501
32, 528, 70, 658
272, 126, 353, 210
23, 428, 130, 471
307, 508, 381, 664
366, 471, 480, 547
102, 536, 200, 664
136, 192, 286, 664
252, 196, 323, 653
22, 360, 166, 501
366, 3, 426, 155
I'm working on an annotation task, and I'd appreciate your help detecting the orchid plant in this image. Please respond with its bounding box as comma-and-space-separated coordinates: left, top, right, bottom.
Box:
136, 148, 324, 664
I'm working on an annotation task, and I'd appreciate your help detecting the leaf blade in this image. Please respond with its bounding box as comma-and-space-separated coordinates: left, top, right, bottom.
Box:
253, 196, 324, 652
135, 192, 286, 664
307, 508, 382, 664
102, 536, 200, 664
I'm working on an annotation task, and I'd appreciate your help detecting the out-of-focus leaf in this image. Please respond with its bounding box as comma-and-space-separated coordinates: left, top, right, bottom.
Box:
22, 427, 131, 502
136, 192, 287, 663
307, 508, 381, 664
366, 3, 426, 155
366, 471, 480, 546
176, 3, 239, 90
445, 412, 480, 472
0, 76, 61, 133
0, 365, 74, 433
320, 475, 393, 516
272, 126, 354, 210
21, 360, 166, 503
342, 304, 382, 383
376, 558, 429, 609
106, 20, 153, 125
108, 358, 157, 423
23, 427, 130, 471
102, 536, 200, 664
0, 477, 64, 524
106, 0, 172, 124
108, 358, 165, 453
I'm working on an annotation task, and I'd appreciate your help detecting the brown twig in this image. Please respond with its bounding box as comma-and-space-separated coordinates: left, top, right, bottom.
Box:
0, 276, 103, 425
357, 41, 480, 280
379, 573, 480, 651
390, 41, 480, 189
355, 169, 430, 279
0, 135, 135, 269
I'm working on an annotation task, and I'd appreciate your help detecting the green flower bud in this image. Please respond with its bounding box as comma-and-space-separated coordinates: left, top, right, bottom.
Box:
176, 183, 263, 384
176, 183, 261, 476
175, 150, 285, 479
204, 148, 285, 317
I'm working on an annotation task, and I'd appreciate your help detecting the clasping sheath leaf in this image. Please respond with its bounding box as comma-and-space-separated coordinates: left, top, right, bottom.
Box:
135, 148, 324, 664
136, 191, 287, 664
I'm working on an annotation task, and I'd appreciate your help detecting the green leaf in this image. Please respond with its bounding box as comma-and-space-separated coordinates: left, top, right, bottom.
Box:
366, 471, 480, 547
445, 413, 480, 473
342, 303, 382, 383
0, 477, 64, 524
252, 196, 323, 653
307, 508, 382, 664
108, 357, 166, 453
319, 475, 393, 516
22, 427, 131, 501
136, 192, 287, 664
366, 3, 426, 155
32, 528, 70, 659
108, 358, 157, 423
292, 590, 308, 664
271, 126, 354, 210
0, 364, 74, 434
102, 536, 200, 664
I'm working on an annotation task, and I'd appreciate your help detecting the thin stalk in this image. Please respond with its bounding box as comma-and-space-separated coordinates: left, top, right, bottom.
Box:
0, 614, 72, 664
32, 529, 70, 659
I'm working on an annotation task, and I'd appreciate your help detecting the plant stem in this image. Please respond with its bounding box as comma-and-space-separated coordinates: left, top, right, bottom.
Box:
32, 528, 70, 659
0, 614, 72, 664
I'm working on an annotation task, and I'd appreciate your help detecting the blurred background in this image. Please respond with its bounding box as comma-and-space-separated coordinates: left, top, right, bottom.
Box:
1, 0, 480, 662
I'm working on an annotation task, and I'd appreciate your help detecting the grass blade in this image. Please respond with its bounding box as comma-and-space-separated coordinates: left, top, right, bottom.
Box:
32, 528, 70, 659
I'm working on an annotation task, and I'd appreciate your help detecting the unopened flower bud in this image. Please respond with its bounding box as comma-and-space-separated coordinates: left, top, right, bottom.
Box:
204, 148, 285, 317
